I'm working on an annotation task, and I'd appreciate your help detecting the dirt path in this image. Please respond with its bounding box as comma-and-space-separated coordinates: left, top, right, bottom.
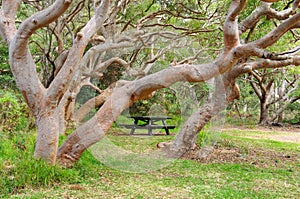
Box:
222, 125, 300, 144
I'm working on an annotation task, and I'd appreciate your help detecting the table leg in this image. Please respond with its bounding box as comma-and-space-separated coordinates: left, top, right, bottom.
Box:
148, 119, 153, 136
165, 128, 170, 135
148, 127, 152, 136
130, 127, 135, 135
130, 118, 139, 135
162, 119, 170, 135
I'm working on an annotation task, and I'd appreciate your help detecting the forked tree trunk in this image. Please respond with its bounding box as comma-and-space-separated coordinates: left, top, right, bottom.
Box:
249, 75, 274, 125
34, 110, 60, 164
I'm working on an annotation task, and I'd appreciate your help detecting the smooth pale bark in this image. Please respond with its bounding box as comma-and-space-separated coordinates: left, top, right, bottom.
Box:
248, 60, 300, 125
56, 0, 300, 167
270, 76, 299, 123
168, 74, 233, 154
169, 102, 217, 155
61, 41, 134, 124
39, 1, 110, 163
270, 96, 300, 123
56, 52, 243, 167
4, 0, 75, 164
57, 86, 132, 167
74, 86, 114, 123
34, 110, 60, 163
3, 0, 111, 164
163, 57, 300, 154
2, 0, 300, 166
47, 0, 111, 102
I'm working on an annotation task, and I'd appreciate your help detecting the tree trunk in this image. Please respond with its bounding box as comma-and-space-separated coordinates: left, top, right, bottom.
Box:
74, 86, 113, 123
34, 110, 60, 164
65, 100, 75, 122
170, 104, 213, 155
259, 98, 270, 125
56, 88, 132, 167
276, 78, 286, 124
169, 76, 226, 154
277, 109, 283, 123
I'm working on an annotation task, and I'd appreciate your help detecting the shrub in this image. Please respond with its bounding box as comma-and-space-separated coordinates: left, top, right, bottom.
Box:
0, 90, 35, 133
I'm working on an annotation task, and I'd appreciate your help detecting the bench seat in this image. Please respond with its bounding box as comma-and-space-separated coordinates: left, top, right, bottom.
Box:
119, 124, 176, 129
118, 124, 176, 135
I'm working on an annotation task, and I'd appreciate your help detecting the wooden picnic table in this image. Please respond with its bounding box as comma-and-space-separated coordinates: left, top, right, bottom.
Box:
119, 116, 176, 135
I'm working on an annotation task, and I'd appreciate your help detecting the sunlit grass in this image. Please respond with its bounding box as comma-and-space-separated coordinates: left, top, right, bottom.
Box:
221, 129, 300, 152
1, 128, 300, 198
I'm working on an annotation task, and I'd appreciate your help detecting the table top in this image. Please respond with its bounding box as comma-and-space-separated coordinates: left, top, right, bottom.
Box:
127, 116, 173, 120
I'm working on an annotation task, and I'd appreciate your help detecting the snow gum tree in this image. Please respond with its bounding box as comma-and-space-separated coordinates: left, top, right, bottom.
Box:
0, 0, 300, 167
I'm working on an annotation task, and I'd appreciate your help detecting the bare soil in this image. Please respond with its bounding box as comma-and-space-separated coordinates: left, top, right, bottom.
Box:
182, 125, 300, 168
222, 125, 300, 143
182, 144, 300, 169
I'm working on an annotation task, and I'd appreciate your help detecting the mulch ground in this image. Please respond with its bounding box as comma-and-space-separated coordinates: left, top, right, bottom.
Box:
181, 143, 300, 169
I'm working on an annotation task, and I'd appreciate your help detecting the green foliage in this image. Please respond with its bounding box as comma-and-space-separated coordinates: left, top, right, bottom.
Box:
197, 131, 209, 147
239, 0, 299, 53
226, 76, 260, 124
75, 86, 97, 106
0, 133, 82, 195
0, 90, 34, 133
0, 132, 105, 196
0, 41, 9, 68
0, 40, 17, 90
76, 64, 125, 108
129, 88, 181, 116
284, 101, 300, 124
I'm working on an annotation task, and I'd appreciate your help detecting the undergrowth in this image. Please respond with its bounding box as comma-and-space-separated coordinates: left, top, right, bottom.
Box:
0, 131, 99, 196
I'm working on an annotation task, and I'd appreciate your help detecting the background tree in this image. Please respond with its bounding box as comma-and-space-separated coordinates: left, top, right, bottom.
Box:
247, 68, 299, 125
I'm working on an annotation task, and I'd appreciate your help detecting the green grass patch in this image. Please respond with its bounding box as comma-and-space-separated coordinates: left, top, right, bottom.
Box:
0, 132, 82, 196
1, 128, 300, 198
221, 129, 300, 152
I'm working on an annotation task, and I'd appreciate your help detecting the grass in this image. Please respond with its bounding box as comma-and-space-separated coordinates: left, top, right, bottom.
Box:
1, 127, 300, 198
221, 129, 300, 152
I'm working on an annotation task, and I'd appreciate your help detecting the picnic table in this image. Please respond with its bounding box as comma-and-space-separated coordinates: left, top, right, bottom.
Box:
119, 116, 176, 135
